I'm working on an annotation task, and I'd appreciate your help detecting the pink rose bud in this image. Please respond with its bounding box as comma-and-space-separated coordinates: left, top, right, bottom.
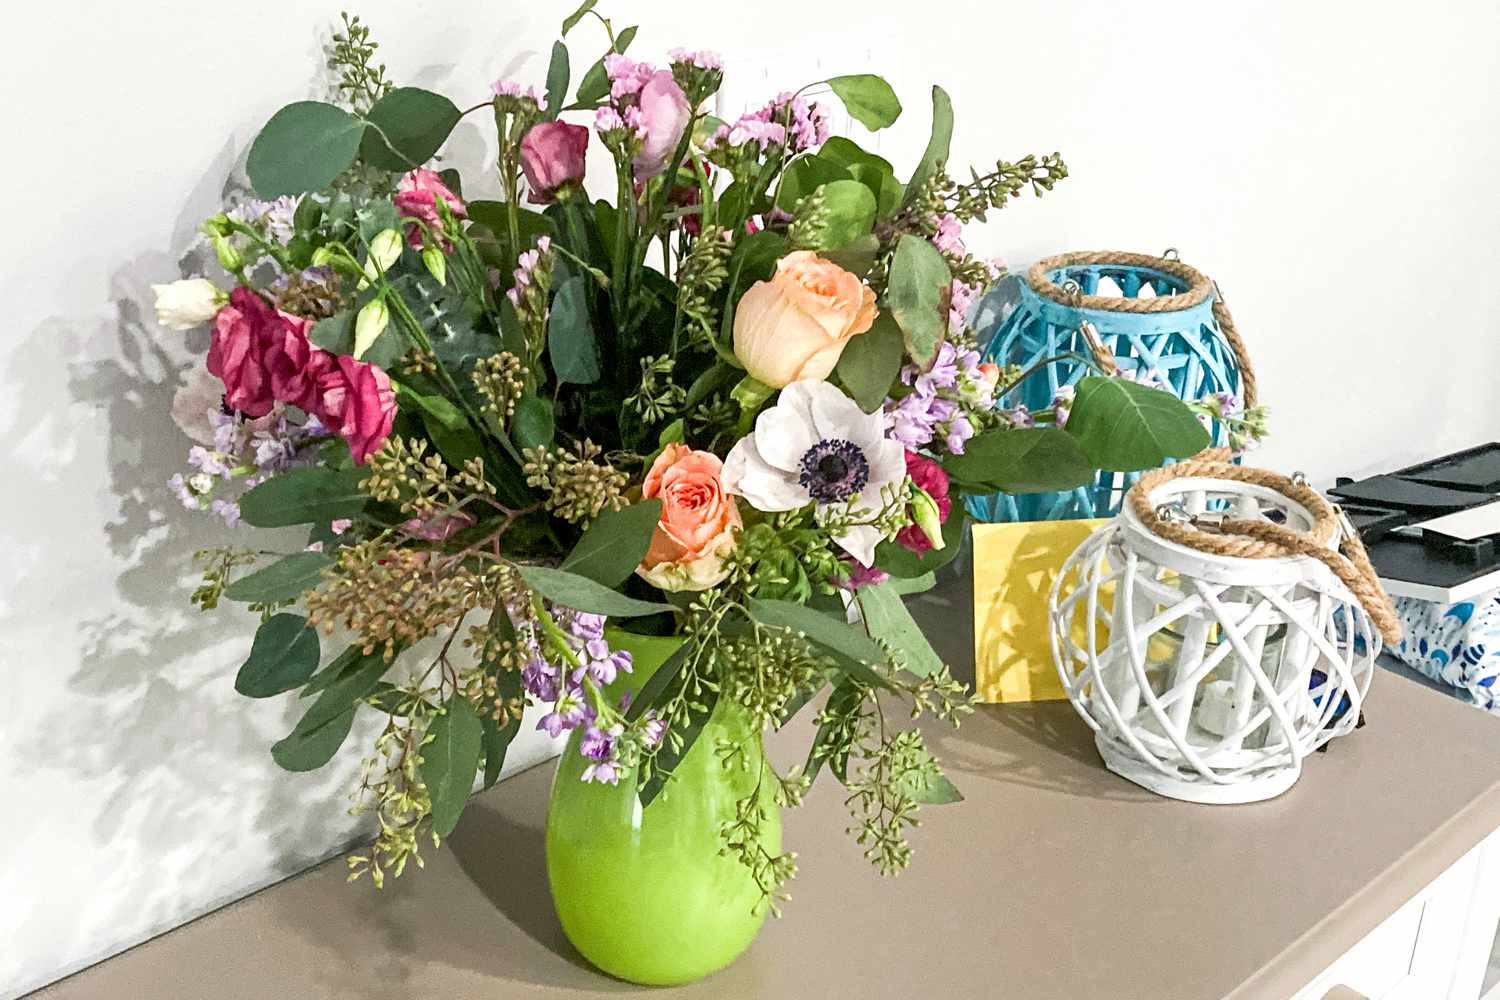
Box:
632, 70, 690, 182
520, 121, 589, 204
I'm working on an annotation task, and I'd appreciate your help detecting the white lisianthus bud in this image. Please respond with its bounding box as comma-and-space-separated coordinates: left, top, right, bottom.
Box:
353, 297, 390, 360
361, 228, 403, 287
151, 278, 225, 331
909, 486, 946, 551
421, 245, 447, 286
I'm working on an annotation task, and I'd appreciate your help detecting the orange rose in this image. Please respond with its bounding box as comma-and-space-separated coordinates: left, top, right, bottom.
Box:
637, 443, 742, 591
733, 250, 878, 388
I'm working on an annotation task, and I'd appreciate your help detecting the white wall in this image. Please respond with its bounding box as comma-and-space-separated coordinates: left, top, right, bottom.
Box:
3, 1, 1497, 994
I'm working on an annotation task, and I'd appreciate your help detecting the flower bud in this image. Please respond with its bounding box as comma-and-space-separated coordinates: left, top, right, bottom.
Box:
909, 486, 946, 551
212, 234, 243, 274
421, 245, 447, 286
151, 278, 225, 331
353, 297, 390, 360
310, 245, 335, 268
362, 228, 402, 286
200, 212, 231, 238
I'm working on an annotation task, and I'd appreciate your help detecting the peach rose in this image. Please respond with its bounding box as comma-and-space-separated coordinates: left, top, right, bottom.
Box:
636, 443, 742, 592
732, 251, 878, 388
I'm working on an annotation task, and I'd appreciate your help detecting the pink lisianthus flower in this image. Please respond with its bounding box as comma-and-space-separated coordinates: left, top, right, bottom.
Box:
312, 355, 397, 465
632, 70, 690, 181
264, 312, 334, 415
207, 287, 287, 418
393, 168, 467, 249
896, 451, 952, 555
520, 121, 589, 204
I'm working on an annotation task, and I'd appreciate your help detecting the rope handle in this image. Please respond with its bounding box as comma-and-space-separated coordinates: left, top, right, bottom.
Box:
1027, 250, 1258, 408
1126, 454, 1402, 645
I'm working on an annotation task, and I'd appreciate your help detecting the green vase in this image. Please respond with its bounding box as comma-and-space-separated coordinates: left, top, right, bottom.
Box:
545, 630, 778, 986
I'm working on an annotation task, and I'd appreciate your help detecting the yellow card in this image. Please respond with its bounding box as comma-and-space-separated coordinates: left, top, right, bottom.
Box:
972, 519, 1109, 703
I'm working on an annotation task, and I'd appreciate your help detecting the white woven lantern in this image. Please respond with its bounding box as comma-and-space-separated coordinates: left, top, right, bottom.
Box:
1049, 461, 1394, 804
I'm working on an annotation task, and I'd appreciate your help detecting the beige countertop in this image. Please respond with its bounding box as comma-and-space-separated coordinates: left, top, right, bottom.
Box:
35, 575, 1500, 1000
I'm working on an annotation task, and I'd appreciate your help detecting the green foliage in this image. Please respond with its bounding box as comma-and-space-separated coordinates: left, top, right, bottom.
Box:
943, 427, 1094, 493
518, 565, 675, 617
272, 704, 357, 772
836, 312, 905, 413
547, 276, 601, 384
873, 506, 967, 578
826, 74, 902, 130
421, 695, 484, 837
247, 102, 365, 198
236, 613, 321, 697
574, 25, 637, 106
1065, 376, 1212, 471
886, 234, 951, 367
223, 551, 333, 604
545, 41, 570, 119
902, 85, 954, 209
560, 499, 664, 587
298, 647, 389, 734
560, 0, 596, 34
791, 179, 877, 251
238, 467, 369, 527
857, 583, 942, 678
359, 87, 461, 171
747, 598, 892, 690
511, 392, 555, 450
311, 308, 407, 370
818, 137, 901, 216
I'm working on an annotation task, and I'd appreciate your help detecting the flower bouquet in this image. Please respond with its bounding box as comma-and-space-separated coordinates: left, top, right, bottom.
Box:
158, 6, 1222, 984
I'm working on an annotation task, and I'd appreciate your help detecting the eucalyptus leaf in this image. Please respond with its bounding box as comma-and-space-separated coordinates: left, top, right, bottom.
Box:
235, 613, 320, 697
237, 467, 368, 527
560, 0, 596, 34
774, 155, 850, 213
359, 87, 461, 171
271, 704, 356, 772
223, 551, 333, 604
901, 85, 954, 210
623, 640, 691, 723
545, 41, 570, 119
294, 647, 388, 734
747, 598, 892, 690
942, 427, 1094, 493
560, 499, 664, 588
247, 102, 365, 198
512, 393, 555, 450
795, 179, 876, 251
518, 565, 676, 618
887, 234, 951, 367
836, 312, 904, 413
818, 137, 901, 216
858, 583, 943, 677
574, 25, 637, 105
1065, 376, 1212, 472
639, 679, 718, 807
805, 681, 863, 785
422, 695, 484, 837
396, 383, 466, 430
904, 769, 964, 804
547, 276, 601, 384
826, 74, 902, 130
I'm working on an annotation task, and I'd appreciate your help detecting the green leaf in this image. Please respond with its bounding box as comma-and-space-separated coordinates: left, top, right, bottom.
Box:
518, 565, 676, 618
547, 276, 601, 384
904, 769, 964, 804
574, 25, 637, 105
481, 668, 523, 789
874, 506, 967, 578
821, 233, 880, 279
836, 312, 904, 413
889, 573, 936, 595
747, 598, 893, 690
826, 74, 902, 130
1066, 376, 1213, 472
237, 467, 368, 527
887, 234, 951, 367
235, 613, 320, 697
818, 137, 901, 216
421, 410, 484, 471
720, 230, 788, 346
512, 392, 555, 450
359, 87, 461, 171
795, 179, 877, 251
295, 647, 388, 734
639, 673, 718, 807
299, 647, 360, 699
396, 383, 466, 430
544, 41, 570, 119
309, 307, 408, 371
271, 704, 356, 772
805, 681, 863, 785
560, 0, 596, 34
422, 695, 484, 837
942, 427, 1094, 493
774, 155, 850, 212
561, 499, 664, 588
901, 85, 954, 210
223, 551, 332, 604
858, 583, 942, 678
247, 101, 365, 198
623, 640, 692, 723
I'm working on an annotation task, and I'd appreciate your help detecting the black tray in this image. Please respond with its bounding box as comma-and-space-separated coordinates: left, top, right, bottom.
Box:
1395, 442, 1500, 493
1329, 474, 1493, 515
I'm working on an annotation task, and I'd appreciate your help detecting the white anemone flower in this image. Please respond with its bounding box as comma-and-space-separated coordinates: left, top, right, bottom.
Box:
722, 379, 906, 566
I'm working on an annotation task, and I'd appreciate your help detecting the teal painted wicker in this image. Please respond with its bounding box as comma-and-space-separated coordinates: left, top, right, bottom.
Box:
967, 251, 1252, 523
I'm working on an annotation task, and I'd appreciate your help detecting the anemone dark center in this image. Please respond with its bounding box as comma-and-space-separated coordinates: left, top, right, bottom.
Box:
798, 439, 869, 504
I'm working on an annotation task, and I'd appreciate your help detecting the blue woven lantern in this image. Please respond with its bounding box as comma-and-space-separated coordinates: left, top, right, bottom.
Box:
967, 250, 1255, 523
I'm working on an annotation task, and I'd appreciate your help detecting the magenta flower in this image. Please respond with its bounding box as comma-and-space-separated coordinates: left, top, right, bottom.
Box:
896, 451, 952, 555
520, 121, 589, 204
393, 168, 467, 249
